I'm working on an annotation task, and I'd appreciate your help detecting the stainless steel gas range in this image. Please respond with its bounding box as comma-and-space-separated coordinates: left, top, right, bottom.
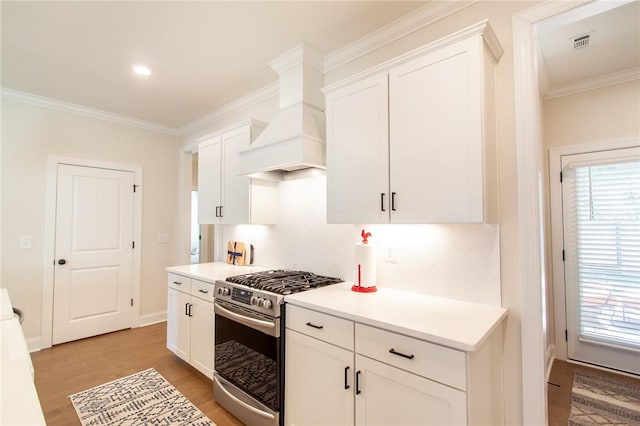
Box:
213, 270, 342, 426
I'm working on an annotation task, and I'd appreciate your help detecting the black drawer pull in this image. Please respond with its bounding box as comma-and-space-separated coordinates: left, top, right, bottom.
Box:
306, 322, 324, 330
344, 366, 350, 390
355, 370, 362, 395
173, 281, 182, 285
198, 289, 208, 294
389, 348, 414, 359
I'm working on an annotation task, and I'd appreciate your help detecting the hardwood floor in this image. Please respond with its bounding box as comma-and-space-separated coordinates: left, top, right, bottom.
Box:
30, 322, 242, 426
547, 358, 640, 426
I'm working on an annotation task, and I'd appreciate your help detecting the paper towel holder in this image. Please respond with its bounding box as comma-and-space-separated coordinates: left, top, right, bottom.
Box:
352, 229, 378, 293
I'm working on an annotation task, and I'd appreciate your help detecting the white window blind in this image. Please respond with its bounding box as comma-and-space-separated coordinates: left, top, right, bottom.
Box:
565, 158, 640, 349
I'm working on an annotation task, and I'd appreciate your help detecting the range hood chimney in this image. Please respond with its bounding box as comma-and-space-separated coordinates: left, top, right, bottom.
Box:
238, 44, 326, 181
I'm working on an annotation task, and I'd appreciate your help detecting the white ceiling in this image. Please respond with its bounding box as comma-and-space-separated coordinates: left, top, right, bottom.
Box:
536, 0, 640, 92
1, 1, 426, 129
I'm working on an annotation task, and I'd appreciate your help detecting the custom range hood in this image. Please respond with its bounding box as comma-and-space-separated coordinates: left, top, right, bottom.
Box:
238, 44, 326, 181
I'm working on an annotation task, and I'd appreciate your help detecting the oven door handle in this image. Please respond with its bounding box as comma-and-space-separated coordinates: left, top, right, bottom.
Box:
214, 376, 276, 420
214, 303, 276, 329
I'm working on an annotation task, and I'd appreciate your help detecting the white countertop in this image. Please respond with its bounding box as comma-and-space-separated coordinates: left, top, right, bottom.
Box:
285, 282, 508, 352
0, 289, 47, 425
166, 262, 267, 283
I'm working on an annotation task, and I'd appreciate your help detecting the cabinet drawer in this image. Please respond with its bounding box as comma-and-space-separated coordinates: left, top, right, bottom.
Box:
168, 273, 191, 293
355, 324, 467, 391
286, 305, 354, 351
191, 279, 214, 302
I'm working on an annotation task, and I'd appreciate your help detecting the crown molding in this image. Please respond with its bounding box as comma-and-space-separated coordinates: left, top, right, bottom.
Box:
180, 82, 278, 137
323, 0, 479, 73
0, 88, 181, 136
543, 67, 640, 100
269, 43, 324, 74
323, 20, 500, 94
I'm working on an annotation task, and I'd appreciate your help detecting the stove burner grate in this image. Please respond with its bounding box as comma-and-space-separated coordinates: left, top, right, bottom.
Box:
226, 270, 342, 295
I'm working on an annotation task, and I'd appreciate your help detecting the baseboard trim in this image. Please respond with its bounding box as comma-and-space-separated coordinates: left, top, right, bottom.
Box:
27, 337, 42, 353
546, 344, 556, 381
138, 311, 167, 327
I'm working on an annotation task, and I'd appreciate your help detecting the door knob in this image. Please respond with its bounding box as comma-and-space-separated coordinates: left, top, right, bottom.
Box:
57, 259, 66, 265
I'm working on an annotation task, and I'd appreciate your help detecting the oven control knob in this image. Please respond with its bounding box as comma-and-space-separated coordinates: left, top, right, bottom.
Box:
222, 288, 230, 296
263, 299, 273, 310
257, 298, 264, 307
250, 296, 258, 305
217, 287, 223, 295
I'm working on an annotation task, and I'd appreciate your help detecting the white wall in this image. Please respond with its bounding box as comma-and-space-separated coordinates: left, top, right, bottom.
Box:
1, 99, 183, 344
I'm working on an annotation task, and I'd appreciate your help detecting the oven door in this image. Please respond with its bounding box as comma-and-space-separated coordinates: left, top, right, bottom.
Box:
214, 300, 280, 426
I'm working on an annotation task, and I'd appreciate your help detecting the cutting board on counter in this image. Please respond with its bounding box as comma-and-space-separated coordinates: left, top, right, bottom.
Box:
226, 241, 253, 265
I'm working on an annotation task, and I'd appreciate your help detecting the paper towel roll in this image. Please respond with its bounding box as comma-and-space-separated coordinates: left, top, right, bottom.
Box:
355, 243, 376, 287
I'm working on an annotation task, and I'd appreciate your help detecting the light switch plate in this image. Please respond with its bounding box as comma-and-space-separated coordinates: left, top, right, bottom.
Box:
19, 236, 32, 250
158, 233, 169, 243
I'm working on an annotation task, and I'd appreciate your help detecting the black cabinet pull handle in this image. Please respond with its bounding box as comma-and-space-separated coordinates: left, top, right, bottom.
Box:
219, 206, 223, 217
344, 366, 350, 390
173, 281, 182, 285
188, 303, 193, 317
391, 192, 397, 211
380, 193, 386, 212
389, 348, 414, 359
185, 303, 189, 316
306, 322, 323, 330
198, 289, 208, 294
355, 370, 362, 395
215, 206, 220, 217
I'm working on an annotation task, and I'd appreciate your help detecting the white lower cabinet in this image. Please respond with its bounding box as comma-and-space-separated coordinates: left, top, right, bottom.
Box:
285, 330, 354, 426
285, 305, 502, 426
166, 273, 215, 379
355, 354, 466, 426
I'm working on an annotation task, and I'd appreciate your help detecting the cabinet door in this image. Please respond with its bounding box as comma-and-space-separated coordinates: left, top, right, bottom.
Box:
167, 288, 190, 362
389, 38, 483, 223
189, 296, 214, 379
326, 73, 389, 224
355, 355, 466, 426
198, 137, 223, 224
285, 330, 354, 426
220, 126, 251, 224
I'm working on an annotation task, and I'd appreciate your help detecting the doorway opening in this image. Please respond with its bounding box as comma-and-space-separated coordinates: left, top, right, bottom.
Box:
191, 153, 213, 264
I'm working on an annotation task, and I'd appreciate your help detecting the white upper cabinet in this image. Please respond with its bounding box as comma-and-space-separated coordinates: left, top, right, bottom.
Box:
198, 136, 223, 224
198, 120, 278, 225
326, 73, 389, 224
324, 21, 502, 224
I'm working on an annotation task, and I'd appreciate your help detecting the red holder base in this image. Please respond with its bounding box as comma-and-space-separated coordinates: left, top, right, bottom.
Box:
351, 284, 378, 293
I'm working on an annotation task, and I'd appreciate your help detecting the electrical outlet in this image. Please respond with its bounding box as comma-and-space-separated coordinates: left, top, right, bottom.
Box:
385, 245, 396, 263
158, 233, 169, 243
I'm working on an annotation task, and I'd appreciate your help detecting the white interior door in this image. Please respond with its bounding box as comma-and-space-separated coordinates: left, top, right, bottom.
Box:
561, 147, 640, 374
52, 164, 135, 345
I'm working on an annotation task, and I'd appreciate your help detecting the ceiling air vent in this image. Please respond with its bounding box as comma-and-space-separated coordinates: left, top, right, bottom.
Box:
573, 34, 590, 50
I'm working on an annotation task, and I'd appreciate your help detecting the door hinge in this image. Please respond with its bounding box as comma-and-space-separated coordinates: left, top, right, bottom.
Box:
565, 329, 568, 341
560, 171, 563, 183
132, 241, 135, 249
131, 298, 134, 307
562, 249, 565, 261
133, 184, 138, 193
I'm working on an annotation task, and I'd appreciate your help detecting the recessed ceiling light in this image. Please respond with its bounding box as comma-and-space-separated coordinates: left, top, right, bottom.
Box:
132, 64, 151, 76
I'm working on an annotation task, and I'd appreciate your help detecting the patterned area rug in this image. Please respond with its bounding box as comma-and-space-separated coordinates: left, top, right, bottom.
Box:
569, 369, 640, 426
69, 368, 215, 426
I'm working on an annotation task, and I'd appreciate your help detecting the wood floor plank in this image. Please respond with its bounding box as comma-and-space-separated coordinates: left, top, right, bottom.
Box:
30, 322, 243, 426
547, 358, 640, 426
